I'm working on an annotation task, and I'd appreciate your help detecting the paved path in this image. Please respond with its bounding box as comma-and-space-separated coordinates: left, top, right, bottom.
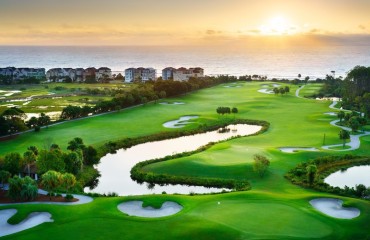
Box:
321, 120, 370, 151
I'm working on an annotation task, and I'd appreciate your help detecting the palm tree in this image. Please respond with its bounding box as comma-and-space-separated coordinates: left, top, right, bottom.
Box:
41, 171, 61, 200
62, 173, 76, 195
337, 111, 345, 123
306, 165, 317, 186
339, 129, 350, 148
23, 150, 36, 176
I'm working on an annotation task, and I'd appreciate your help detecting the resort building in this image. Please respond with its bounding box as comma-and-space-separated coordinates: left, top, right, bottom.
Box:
46, 67, 111, 82
125, 67, 156, 82
96, 67, 112, 81
162, 67, 204, 81
162, 67, 176, 80
0, 67, 45, 81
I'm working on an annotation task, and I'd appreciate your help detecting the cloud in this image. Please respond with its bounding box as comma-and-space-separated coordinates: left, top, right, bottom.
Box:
358, 24, 366, 30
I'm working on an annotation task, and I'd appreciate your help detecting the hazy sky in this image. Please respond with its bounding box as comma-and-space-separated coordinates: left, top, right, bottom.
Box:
0, 0, 369, 45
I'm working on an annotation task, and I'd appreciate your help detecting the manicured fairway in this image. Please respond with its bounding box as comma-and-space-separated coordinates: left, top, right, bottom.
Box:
0, 82, 369, 239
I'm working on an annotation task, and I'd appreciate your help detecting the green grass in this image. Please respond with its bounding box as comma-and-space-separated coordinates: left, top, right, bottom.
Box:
299, 83, 323, 97
0, 81, 369, 239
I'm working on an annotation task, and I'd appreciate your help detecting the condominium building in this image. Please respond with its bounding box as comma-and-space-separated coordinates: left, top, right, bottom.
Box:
162, 67, 204, 81
124, 67, 156, 82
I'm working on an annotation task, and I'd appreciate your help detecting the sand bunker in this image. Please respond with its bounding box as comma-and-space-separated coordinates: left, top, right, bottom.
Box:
279, 147, 319, 153
159, 102, 185, 105
117, 201, 183, 218
163, 116, 199, 128
0, 90, 22, 97
310, 198, 360, 219
324, 112, 337, 116
258, 89, 274, 94
0, 209, 53, 237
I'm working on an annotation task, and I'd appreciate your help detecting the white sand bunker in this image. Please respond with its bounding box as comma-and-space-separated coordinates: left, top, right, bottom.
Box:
163, 116, 199, 128
117, 201, 183, 218
0, 209, 53, 237
279, 147, 319, 153
324, 112, 337, 116
224, 85, 241, 88
159, 102, 185, 105
258, 89, 274, 94
310, 198, 360, 219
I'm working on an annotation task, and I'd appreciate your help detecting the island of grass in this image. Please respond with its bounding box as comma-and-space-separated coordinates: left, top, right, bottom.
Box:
0, 80, 369, 239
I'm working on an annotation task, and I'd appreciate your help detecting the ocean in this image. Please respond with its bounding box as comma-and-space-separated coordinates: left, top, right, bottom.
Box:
0, 45, 369, 79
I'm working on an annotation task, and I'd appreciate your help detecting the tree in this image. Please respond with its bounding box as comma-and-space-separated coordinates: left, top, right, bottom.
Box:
20, 176, 38, 201
62, 173, 76, 195
23, 150, 37, 176
231, 107, 238, 119
339, 129, 350, 148
83, 146, 99, 165
337, 111, 345, 123
63, 152, 83, 175
28, 146, 39, 156
279, 88, 286, 95
349, 116, 360, 132
7, 176, 23, 201
298, 73, 301, 79
36, 149, 65, 174
67, 137, 86, 152
0, 170, 11, 190
38, 113, 51, 127
284, 86, 290, 93
306, 165, 317, 186
41, 171, 62, 199
253, 154, 270, 178
273, 87, 279, 95
3, 152, 23, 175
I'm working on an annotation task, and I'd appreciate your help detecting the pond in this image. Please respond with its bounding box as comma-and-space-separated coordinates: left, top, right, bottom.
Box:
86, 124, 262, 196
324, 165, 370, 188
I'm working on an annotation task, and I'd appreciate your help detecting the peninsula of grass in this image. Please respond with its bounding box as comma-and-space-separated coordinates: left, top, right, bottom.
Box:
0, 81, 369, 239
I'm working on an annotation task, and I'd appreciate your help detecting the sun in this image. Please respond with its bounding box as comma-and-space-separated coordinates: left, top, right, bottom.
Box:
259, 16, 296, 35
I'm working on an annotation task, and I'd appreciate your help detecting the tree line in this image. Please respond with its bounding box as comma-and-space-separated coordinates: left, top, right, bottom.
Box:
0, 137, 100, 196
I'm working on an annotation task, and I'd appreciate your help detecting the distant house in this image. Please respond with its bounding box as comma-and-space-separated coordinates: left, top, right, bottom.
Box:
96, 67, 112, 82
83, 67, 97, 82
46, 68, 70, 82
162, 67, 176, 80
125, 67, 156, 82
166, 67, 204, 81
0, 67, 45, 82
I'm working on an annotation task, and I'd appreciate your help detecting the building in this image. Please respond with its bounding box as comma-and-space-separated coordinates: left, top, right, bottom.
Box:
96, 67, 112, 81
83, 67, 97, 82
162, 67, 176, 80
0, 67, 45, 82
165, 67, 204, 81
125, 67, 156, 82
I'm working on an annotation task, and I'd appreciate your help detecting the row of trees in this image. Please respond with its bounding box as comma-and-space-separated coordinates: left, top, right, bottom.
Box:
216, 107, 238, 116
4, 171, 76, 201
337, 111, 367, 132
316, 66, 370, 118
0, 108, 51, 137
273, 86, 290, 95
0, 138, 100, 191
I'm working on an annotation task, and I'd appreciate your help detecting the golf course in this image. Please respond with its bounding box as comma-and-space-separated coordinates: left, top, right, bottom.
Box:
0, 81, 369, 239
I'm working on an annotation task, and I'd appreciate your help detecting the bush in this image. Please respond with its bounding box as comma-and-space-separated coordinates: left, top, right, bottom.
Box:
65, 194, 74, 201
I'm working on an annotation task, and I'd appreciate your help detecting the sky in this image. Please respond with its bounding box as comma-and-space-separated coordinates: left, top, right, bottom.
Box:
0, 0, 369, 46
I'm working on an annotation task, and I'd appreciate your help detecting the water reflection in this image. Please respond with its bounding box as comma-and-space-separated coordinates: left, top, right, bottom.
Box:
87, 124, 262, 196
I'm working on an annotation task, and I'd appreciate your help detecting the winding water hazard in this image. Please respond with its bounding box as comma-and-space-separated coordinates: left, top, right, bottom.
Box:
87, 124, 262, 196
